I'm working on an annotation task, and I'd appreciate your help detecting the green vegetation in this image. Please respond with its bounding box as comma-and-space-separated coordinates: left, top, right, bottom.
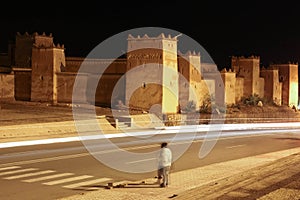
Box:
184, 100, 196, 112
199, 94, 226, 114
241, 94, 266, 106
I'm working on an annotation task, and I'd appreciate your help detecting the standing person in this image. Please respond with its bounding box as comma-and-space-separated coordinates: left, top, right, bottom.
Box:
157, 142, 172, 187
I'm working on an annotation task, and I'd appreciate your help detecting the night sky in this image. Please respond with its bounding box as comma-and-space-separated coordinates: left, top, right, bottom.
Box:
1, 1, 300, 69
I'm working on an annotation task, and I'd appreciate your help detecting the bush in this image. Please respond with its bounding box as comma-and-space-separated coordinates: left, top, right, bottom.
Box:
199, 95, 212, 113
184, 100, 196, 112
242, 94, 265, 106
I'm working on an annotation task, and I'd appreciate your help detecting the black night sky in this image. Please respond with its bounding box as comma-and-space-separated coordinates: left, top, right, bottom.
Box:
1, 1, 300, 69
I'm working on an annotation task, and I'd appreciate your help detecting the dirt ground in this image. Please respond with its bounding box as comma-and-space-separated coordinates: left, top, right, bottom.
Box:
0, 100, 115, 142
1, 99, 299, 125
0, 100, 112, 126
1, 99, 300, 142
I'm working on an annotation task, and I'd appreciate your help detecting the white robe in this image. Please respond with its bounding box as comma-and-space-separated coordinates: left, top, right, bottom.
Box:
158, 147, 172, 168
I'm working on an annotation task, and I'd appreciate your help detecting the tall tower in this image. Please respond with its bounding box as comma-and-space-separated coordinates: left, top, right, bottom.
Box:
14, 32, 35, 68
220, 68, 236, 105
31, 32, 65, 103
270, 63, 298, 107
177, 51, 202, 109
126, 33, 179, 114
260, 68, 282, 105
231, 56, 264, 98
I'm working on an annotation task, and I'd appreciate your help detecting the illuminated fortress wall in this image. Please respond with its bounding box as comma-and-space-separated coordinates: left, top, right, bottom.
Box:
14, 32, 35, 68
0, 73, 14, 99
63, 57, 127, 105
269, 63, 299, 107
231, 56, 264, 98
31, 33, 65, 103
235, 77, 244, 102
126, 34, 179, 114
178, 51, 206, 109
260, 69, 282, 105
0, 32, 298, 111
220, 69, 236, 105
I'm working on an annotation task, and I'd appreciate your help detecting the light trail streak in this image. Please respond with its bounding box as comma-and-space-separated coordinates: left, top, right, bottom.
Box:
0, 122, 300, 149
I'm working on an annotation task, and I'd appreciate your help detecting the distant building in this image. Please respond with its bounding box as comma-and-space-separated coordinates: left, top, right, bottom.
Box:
231, 56, 264, 98
269, 63, 298, 107
260, 67, 282, 105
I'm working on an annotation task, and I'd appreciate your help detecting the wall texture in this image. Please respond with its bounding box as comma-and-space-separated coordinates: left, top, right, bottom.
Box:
0, 73, 14, 99
1, 32, 299, 114
14, 69, 31, 101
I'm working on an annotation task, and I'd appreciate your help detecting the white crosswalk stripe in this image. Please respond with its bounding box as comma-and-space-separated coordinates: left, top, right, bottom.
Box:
23, 173, 74, 183
63, 177, 112, 189
4, 170, 55, 180
0, 166, 21, 171
0, 168, 38, 176
43, 175, 93, 185
0, 166, 115, 191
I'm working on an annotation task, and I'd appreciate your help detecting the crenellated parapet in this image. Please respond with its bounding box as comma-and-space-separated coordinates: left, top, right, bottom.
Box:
178, 50, 201, 76
201, 63, 219, 73
127, 33, 178, 53
53, 43, 65, 49
33, 42, 64, 49
220, 68, 234, 74
231, 55, 260, 60
16, 31, 53, 39
128, 33, 179, 41
31, 32, 54, 49
178, 50, 200, 57
16, 31, 33, 38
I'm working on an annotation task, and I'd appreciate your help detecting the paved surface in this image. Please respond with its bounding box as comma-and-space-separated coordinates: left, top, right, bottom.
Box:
58, 147, 300, 200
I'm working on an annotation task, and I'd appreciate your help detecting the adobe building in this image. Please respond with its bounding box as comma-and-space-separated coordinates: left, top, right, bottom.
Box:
231, 56, 265, 98
260, 67, 282, 105
11, 32, 66, 103
269, 63, 298, 107
0, 71, 14, 100
219, 55, 298, 107
0, 32, 299, 117
178, 51, 213, 109
201, 63, 224, 107
31, 34, 65, 103
220, 68, 236, 105
126, 34, 179, 114
0, 39, 15, 100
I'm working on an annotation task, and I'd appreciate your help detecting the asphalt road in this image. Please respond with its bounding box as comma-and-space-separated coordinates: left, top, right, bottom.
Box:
1, 129, 300, 200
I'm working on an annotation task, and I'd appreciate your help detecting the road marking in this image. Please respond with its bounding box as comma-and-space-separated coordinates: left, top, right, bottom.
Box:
124, 144, 159, 151
4, 170, 55, 180
0, 133, 289, 168
43, 175, 93, 185
0, 145, 158, 167
0, 168, 37, 176
0, 153, 89, 167
126, 158, 157, 164
63, 177, 112, 189
226, 144, 246, 149
2, 122, 300, 148
23, 173, 74, 183
0, 166, 21, 171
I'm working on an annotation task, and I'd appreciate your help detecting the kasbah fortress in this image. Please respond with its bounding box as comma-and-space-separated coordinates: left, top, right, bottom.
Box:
0, 31, 299, 124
